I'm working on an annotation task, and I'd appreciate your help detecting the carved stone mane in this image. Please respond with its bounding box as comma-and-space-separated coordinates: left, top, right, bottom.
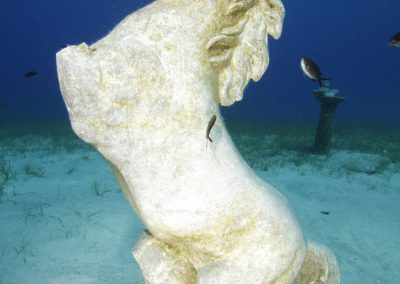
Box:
207, 0, 284, 105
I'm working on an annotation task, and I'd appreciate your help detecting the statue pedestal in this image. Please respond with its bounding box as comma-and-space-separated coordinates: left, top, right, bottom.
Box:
312, 80, 344, 154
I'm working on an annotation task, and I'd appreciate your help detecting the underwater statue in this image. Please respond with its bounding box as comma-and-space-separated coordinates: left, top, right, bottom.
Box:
56, 0, 340, 283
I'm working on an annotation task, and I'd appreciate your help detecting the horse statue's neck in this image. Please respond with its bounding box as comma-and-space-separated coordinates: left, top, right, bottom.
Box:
95, 0, 221, 121
56, 0, 278, 241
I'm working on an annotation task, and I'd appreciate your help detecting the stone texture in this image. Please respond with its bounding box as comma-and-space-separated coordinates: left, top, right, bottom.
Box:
56, 0, 340, 283
294, 242, 340, 284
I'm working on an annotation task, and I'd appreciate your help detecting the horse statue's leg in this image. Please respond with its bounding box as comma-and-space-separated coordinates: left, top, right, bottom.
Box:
294, 242, 340, 284
195, 242, 338, 284
195, 230, 306, 284
134, 235, 339, 284
133, 231, 197, 284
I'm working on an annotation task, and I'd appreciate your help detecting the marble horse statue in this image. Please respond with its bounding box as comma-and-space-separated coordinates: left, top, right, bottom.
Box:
56, 0, 340, 283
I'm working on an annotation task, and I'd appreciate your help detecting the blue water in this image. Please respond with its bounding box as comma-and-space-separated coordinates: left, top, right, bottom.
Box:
0, 0, 399, 123
1, 1, 400, 283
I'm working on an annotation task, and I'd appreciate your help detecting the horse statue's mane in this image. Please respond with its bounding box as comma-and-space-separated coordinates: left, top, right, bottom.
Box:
207, 0, 284, 105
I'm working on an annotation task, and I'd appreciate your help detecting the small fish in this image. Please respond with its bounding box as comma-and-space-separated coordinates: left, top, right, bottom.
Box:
60, 45, 68, 49
320, 211, 330, 215
300, 58, 328, 86
389, 31, 400, 47
23, 71, 38, 78
206, 115, 217, 143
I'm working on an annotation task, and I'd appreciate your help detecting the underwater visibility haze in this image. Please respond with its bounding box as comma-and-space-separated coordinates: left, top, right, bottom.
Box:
0, 0, 399, 283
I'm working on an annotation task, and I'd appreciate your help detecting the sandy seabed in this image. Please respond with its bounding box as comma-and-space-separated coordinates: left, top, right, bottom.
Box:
0, 124, 399, 284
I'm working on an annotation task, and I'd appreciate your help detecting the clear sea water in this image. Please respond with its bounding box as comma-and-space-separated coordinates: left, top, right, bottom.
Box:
1, 1, 399, 283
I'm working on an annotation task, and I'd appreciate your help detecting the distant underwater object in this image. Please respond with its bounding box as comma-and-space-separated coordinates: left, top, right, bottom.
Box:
300, 58, 329, 86
312, 79, 344, 154
388, 31, 400, 47
23, 71, 38, 78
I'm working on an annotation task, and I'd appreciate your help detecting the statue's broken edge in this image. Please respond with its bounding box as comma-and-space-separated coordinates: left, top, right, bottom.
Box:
56, 0, 340, 283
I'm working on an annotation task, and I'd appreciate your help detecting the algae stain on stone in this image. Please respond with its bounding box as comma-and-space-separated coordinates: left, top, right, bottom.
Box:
98, 69, 107, 92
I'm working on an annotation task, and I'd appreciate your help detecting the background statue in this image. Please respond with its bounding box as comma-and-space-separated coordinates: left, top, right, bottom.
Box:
56, 0, 340, 283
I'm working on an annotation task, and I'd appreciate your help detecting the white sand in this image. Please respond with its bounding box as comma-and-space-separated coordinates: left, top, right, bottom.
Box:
0, 134, 399, 283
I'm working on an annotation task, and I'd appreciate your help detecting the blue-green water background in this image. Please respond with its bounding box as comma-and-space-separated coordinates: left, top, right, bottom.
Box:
0, 0, 399, 124
1, 2, 400, 283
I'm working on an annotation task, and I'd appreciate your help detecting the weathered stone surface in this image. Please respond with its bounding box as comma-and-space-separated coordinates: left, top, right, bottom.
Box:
294, 242, 340, 284
56, 0, 339, 283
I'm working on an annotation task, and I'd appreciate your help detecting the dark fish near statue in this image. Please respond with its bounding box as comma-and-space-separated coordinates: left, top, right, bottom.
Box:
300, 58, 328, 86
389, 31, 400, 47
206, 115, 217, 143
23, 71, 38, 78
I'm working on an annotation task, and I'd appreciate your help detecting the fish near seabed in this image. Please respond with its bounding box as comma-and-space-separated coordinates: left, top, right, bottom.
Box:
389, 31, 400, 47
300, 58, 327, 86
